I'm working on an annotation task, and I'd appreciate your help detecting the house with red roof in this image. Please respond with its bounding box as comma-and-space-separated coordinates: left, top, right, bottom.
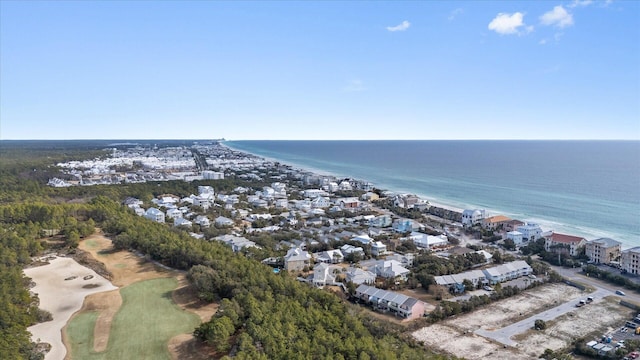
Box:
544, 232, 587, 257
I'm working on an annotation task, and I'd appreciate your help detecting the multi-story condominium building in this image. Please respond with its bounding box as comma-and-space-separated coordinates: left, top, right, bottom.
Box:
461, 209, 485, 227
517, 223, 543, 242
621, 247, 640, 275
585, 238, 621, 264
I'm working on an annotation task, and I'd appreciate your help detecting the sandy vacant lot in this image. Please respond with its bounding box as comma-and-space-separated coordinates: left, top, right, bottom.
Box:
25, 257, 117, 360
413, 284, 630, 359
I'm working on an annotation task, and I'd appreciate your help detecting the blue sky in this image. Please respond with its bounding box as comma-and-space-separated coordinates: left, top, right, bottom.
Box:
1, 0, 638, 140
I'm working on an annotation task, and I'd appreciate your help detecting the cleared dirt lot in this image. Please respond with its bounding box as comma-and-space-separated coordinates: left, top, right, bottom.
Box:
412, 283, 631, 359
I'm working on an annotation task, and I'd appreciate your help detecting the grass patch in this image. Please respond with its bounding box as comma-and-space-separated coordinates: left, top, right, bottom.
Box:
84, 239, 98, 249
66, 277, 200, 360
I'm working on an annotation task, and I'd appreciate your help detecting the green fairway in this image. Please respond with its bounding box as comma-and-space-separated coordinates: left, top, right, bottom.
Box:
66, 277, 200, 360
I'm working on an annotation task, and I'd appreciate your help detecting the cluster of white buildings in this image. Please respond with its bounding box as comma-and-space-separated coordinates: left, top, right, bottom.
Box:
434, 260, 533, 291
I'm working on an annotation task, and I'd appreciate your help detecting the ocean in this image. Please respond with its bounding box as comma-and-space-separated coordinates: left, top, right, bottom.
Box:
225, 140, 640, 248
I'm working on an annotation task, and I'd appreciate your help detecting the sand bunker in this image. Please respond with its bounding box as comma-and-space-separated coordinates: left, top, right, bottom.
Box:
25, 257, 117, 360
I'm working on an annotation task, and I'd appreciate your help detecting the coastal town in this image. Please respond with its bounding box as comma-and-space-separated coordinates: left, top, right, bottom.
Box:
40, 140, 640, 360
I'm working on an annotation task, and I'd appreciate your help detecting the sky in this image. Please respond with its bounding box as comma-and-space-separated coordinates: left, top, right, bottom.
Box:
1, 0, 639, 140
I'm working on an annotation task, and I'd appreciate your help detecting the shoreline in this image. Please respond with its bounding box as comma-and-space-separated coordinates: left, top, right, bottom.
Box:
222, 141, 637, 249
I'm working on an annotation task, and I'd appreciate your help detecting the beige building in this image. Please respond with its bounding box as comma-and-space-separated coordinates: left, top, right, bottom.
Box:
585, 238, 621, 264
621, 247, 640, 275
544, 232, 586, 257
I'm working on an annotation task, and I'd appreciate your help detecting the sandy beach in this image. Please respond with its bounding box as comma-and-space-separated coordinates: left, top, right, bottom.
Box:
25, 256, 117, 360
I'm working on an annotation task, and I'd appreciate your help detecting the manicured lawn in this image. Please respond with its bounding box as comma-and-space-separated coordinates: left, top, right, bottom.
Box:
66, 277, 200, 360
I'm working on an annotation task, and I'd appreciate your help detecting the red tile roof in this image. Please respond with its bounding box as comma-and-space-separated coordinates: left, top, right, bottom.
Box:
547, 232, 586, 244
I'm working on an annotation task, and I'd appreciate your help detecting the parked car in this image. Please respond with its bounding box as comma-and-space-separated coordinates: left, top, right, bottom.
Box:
483, 286, 494, 291
617, 290, 627, 296
586, 296, 594, 303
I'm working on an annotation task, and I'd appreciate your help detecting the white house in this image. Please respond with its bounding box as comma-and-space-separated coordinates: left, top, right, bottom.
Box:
197, 185, 215, 196
144, 208, 165, 223
341, 244, 365, 257
166, 208, 183, 220
461, 209, 486, 227
202, 171, 224, 180
374, 260, 411, 280
371, 241, 387, 257
517, 223, 543, 242
338, 181, 353, 191
274, 199, 289, 209
312, 263, 340, 287
482, 260, 532, 284
506, 231, 524, 245
313, 249, 344, 264
194, 215, 210, 228
407, 232, 448, 249
215, 216, 234, 227
352, 234, 373, 245
310, 196, 331, 208
193, 195, 212, 210
369, 215, 392, 228
345, 267, 376, 285
216, 235, 258, 252
174, 217, 192, 228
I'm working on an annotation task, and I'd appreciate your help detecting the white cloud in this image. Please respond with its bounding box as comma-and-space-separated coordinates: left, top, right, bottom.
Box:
539, 38, 548, 45
343, 79, 366, 92
386, 20, 410, 32
488, 12, 530, 35
448, 8, 463, 21
540, 6, 574, 28
568, 0, 593, 7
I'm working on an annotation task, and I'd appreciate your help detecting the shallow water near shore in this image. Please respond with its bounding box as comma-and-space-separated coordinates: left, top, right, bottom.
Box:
226, 140, 640, 248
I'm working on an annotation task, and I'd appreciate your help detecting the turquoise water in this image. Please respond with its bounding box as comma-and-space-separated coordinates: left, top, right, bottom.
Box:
226, 140, 640, 248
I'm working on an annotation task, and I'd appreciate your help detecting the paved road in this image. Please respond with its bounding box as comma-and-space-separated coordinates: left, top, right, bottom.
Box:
551, 265, 640, 304
475, 287, 612, 346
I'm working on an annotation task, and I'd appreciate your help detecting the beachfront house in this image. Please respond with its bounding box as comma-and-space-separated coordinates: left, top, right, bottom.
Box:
621, 247, 640, 275
544, 232, 586, 257
516, 223, 543, 242
482, 215, 511, 230
461, 209, 486, 227
585, 238, 621, 264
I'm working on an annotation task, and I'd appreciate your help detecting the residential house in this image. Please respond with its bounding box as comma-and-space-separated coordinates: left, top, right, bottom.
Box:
385, 253, 414, 267
393, 219, 423, 233
144, 208, 165, 223
517, 223, 543, 242
123, 197, 143, 208
585, 238, 622, 264
374, 260, 411, 281
622, 247, 640, 275
369, 215, 392, 228
434, 270, 487, 291
361, 192, 380, 201
202, 171, 224, 180
194, 215, 210, 228
337, 197, 359, 210
461, 209, 486, 227
506, 231, 524, 245
274, 199, 289, 209
303, 189, 327, 198
313, 249, 344, 264
345, 267, 376, 285
352, 233, 373, 245
193, 195, 212, 210
174, 218, 192, 228
354, 285, 426, 319
394, 194, 420, 209
166, 208, 183, 220
215, 216, 234, 227
482, 215, 511, 230
311, 263, 340, 287
482, 260, 533, 284
341, 244, 365, 258
338, 181, 353, 191
371, 241, 387, 257
504, 219, 525, 232
197, 185, 215, 196
544, 232, 586, 257
311, 196, 331, 208
284, 248, 312, 272
407, 232, 448, 249
215, 235, 258, 252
